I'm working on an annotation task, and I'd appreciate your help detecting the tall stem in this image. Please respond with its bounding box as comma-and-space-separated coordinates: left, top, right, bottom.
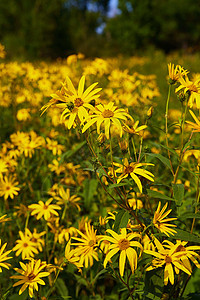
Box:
181, 100, 189, 149
190, 171, 200, 234
165, 85, 174, 176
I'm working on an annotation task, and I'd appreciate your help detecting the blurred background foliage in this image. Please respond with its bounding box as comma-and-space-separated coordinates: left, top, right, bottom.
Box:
1, 0, 200, 59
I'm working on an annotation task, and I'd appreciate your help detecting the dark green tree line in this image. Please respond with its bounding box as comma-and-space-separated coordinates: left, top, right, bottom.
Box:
106, 0, 200, 55
0, 0, 109, 59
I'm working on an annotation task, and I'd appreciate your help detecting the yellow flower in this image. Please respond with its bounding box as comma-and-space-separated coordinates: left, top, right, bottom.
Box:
183, 149, 200, 162
82, 102, 132, 139
58, 227, 77, 244
0, 43, 6, 59
176, 75, 200, 108
0, 175, 20, 200
142, 234, 156, 252
66, 54, 77, 65
186, 110, 200, 132
54, 187, 81, 211
0, 214, 11, 223
164, 240, 200, 273
102, 228, 142, 277
16, 108, 31, 121
100, 240, 110, 254
42, 76, 101, 130
0, 239, 12, 272
153, 202, 177, 237
168, 63, 188, 84
18, 131, 44, 158
123, 120, 147, 135
14, 204, 30, 218
0, 159, 8, 179
10, 131, 29, 147
11, 259, 50, 298
145, 239, 192, 285
26, 228, 46, 252
48, 159, 66, 175
29, 199, 61, 221
128, 193, 143, 210
72, 222, 100, 268
46, 138, 65, 156
13, 229, 39, 259
65, 241, 83, 270
114, 158, 154, 193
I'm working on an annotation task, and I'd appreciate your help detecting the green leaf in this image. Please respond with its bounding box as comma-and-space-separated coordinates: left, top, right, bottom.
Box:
92, 269, 107, 284
172, 229, 200, 243
108, 182, 129, 189
59, 141, 86, 162
147, 189, 175, 201
183, 139, 193, 152
172, 183, 184, 205
152, 142, 179, 157
144, 268, 164, 299
180, 165, 198, 178
42, 175, 52, 193
143, 292, 161, 300
55, 278, 70, 298
179, 212, 200, 220
183, 269, 200, 298
82, 178, 98, 209
8, 292, 28, 300
146, 153, 172, 171
113, 210, 129, 233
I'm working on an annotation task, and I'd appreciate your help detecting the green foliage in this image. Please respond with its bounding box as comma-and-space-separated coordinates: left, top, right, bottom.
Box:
106, 0, 200, 54
0, 0, 109, 59
113, 210, 129, 233
82, 178, 98, 209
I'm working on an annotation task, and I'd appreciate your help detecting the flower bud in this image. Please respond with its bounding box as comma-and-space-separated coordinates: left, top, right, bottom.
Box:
147, 106, 154, 119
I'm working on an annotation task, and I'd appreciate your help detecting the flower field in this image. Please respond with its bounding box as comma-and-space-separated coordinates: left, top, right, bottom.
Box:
1, 45, 200, 299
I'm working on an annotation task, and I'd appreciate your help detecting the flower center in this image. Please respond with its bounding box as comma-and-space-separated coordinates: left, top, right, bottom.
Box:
6, 185, 11, 190
28, 272, 36, 281
103, 240, 110, 245
188, 84, 198, 93
125, 166, 133, 174
43, 205, 48, 210
102, 109, 114, 118
74, 98, 84, 107
118, 238, 130, 250
23, 243, 28, 248
165, 255, 172, 264
175, 245, 186, 252
88, 240, 95, 247
31, 238, 37, 243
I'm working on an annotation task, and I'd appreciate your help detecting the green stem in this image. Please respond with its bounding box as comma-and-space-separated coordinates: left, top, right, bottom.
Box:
165, 85, 174, 176
131, 137, 137, 161
137, 120, 147, 163
24, 212, 30, 230
181, 100, 189, 149
109, 134, 116, 183
61, 204, 68, 221
190, 170, 200, 234
96, 172, 127, 210
46, 262, 65, 299
45, 222, 49, 263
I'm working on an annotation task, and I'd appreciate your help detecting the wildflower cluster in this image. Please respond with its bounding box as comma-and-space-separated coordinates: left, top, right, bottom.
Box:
0, 52, 200, 299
